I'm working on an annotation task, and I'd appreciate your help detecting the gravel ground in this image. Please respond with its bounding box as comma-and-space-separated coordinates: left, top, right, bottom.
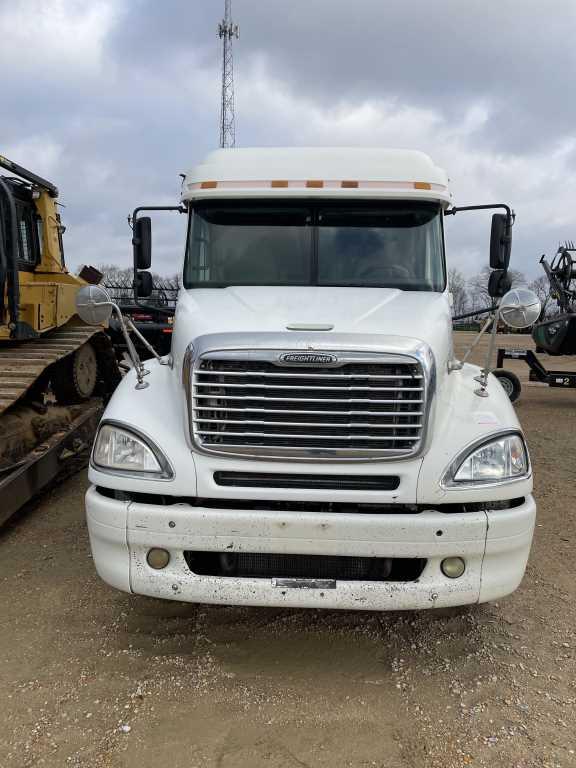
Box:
0, 334, 575, 768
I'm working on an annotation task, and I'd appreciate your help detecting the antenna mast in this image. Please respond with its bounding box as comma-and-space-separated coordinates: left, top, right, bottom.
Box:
218, 0, 239, 148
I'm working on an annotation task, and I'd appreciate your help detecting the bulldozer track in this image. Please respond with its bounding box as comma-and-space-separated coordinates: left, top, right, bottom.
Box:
0, 321, 101, 414
0, 401, 102, 527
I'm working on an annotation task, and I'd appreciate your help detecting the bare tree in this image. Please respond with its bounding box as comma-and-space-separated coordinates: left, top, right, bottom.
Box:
468, 266, 526, 308
528, 275, 550, 317
509, 269, 527, 287
97, 264, 180, 310
468, 266, 493, 307
448, 267, 468, 316
97, 263, 133, 284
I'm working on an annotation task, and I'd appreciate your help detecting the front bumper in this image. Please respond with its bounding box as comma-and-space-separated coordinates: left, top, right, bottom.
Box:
85, 487, 535, 611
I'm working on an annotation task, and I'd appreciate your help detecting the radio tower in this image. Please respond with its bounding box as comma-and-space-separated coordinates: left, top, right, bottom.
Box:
218, 0, 239, 148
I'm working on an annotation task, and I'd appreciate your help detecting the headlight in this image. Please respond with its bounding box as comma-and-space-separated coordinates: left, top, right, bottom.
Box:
445, 433, 529, 486
92, 423, 173, 478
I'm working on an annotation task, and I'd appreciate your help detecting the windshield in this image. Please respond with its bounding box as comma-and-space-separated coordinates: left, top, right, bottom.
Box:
184, 200, 445, 291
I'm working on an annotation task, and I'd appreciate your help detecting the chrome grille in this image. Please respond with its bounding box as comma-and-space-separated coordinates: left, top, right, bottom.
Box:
190, 351, 428, 460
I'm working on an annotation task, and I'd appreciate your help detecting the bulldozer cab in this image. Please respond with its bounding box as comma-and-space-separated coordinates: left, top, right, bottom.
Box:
0, 154, 81, 340
12, 183, 65, 267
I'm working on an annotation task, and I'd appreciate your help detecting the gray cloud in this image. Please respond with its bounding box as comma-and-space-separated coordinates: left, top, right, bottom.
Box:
112, 0, 576, 151
1, 0, 575, 279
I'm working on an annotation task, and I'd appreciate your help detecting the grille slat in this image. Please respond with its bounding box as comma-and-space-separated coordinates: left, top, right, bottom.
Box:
196, 369, 423, 380
195, 382, 423, 393
194, 407, 424, 416
194, 394, 424, 404
194, 418, 422, 429
191, 354, 427, 458
196, 430, 416, 441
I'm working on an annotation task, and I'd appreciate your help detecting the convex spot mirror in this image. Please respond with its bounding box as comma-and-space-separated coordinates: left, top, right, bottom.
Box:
76, 285, 113, 326
135, 270, 153, 298
490, 214, 512, 271
499, 288, 542, 329
133, 216, 152, 270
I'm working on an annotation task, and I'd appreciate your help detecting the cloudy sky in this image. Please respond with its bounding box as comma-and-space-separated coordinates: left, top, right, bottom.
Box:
2, 0, 576, 280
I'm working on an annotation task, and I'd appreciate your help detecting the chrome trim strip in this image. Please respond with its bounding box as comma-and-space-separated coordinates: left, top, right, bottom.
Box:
189, 443, 414, 458
183, 332, 436, 463
196, 348, 420, 364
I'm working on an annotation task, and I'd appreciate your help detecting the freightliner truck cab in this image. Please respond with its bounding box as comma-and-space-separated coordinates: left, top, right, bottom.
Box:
84, 148, 536, 611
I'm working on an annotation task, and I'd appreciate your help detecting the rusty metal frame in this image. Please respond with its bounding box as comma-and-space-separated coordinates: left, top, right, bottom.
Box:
0, 403, 102, 527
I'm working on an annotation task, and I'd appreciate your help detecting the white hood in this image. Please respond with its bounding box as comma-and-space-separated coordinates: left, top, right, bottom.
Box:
173, 286, 453, 366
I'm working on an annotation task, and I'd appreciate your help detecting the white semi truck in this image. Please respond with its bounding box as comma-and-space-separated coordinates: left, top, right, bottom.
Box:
83, 148, 536, 611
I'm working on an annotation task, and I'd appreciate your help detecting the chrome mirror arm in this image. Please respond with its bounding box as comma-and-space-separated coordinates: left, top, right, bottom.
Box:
109, 303, 150, 390
451, 311, 495, 380
125, 318, 170, 366
474, 306, 500, 397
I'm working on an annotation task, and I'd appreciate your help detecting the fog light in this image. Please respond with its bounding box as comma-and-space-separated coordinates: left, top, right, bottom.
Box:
147, 548, 170, 570
441, 557, 466, 579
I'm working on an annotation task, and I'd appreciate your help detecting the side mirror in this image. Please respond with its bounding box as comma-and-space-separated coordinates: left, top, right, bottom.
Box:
133, 216, 152, 270
490, 213, 512, 270
499, 288, 541, 329
76, 285, 113, 325
135, 270, 153, 298
488, 269, 511, 298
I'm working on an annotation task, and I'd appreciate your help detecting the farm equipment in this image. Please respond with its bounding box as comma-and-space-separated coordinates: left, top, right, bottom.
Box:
495, 244, 576, 400
104, 276, 178, 360
0, 154, 120, 523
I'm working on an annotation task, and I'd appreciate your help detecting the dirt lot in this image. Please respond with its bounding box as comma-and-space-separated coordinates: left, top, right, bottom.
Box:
1, 334, 575, 768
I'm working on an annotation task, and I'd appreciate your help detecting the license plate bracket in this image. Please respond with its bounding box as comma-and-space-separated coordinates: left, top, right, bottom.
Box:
272, 578, 337, 589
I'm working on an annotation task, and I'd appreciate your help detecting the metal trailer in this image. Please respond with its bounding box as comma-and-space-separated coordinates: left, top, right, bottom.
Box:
493, 245, 576, 401
495, 347, 576, 401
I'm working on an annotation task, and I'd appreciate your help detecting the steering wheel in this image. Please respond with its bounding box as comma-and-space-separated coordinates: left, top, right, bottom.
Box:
355, 263, 411, 282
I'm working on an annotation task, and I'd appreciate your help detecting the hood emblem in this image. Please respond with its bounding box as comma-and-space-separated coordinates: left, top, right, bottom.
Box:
278, 352, 339, 366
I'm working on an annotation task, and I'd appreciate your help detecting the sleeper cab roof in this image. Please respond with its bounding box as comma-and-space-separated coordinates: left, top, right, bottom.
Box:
182, 147, 451, 205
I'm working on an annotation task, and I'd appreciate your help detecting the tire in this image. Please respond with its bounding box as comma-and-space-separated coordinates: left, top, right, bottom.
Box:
493, 368, 521, 402
51, 342, 98, 404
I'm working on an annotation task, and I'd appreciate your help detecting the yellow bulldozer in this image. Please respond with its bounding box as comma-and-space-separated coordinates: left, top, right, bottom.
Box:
0, 154, 119, 411
0, 154, 120, 522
